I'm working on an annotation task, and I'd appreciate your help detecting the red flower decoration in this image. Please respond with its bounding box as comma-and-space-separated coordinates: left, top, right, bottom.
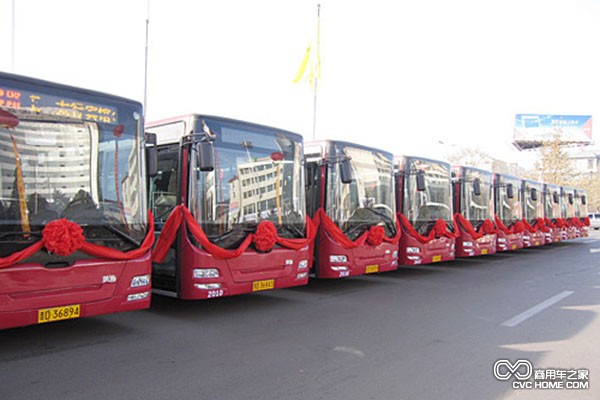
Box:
42, 219, 85, 256
366, 225, 385, 246
512, 221, 525, 234
253, 220, 278, 252
433, 219, 449, 237
479, 219, 496, 234
113, 125, 124, 138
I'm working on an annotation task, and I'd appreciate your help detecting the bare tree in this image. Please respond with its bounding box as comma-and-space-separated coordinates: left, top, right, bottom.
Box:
447, 147, 492, 168
534, 131, 575, 186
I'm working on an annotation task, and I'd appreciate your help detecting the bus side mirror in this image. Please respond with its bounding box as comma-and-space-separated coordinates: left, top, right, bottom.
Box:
582, 195, 587, 205
568, 193, 574, 205
506, 183, 514, 199
473, 178, 482, 196
416, 170, 426, 192
197, 141, 215, 172
553, 192, 559, 204
340, 158, 354, 184
531, 188, 538, 202
145, 132, 158, 178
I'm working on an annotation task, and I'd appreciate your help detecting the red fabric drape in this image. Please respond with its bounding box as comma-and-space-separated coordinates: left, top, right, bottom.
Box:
494, 215, 525, 234
583, 216, 591, 227
533, 218, 550, 233
555, 218, 569, 228
544, 217, 557, 230
454, 213, 497, 240
398, 213, 459, 244
0, 212, 155, 269
521, 219, 538, 234
152, 205, 317, 263
569, 217, 583, 228
312, 208, 401, 250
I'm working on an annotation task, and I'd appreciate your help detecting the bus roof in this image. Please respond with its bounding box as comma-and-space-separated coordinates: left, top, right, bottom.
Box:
0, 71, 142, 108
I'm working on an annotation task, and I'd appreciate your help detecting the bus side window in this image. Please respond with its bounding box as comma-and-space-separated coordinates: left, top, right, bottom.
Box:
305, 161, 319, 217
151, 145, 179, 223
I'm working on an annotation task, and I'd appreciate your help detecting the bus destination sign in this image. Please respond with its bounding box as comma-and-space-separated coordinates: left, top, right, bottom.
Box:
0, 87, 118, 124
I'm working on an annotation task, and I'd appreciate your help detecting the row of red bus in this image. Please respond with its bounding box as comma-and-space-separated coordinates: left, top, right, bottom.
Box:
0, 73, 591, 330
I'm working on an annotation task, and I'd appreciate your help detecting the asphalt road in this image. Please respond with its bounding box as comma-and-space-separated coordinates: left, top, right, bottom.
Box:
1, 233, 599, 400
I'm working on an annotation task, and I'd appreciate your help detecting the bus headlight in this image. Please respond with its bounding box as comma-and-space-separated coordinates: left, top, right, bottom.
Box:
406, 247, 421, 254
298, 260, 309, 269
330, 255, 348, 263
130, 274, 150, 288
127, 291, 150, 301
193, 268, 220, 279
462, 241, 473, 247
195, 283, 222, 290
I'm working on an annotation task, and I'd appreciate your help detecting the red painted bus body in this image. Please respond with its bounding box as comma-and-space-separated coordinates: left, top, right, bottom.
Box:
561, 187, 579, 239
396, 156, 456, 265
493, 173, 524, 251
543, 183, 563, 243
521, 179, 546, 247
147, 115, 310, 299
0, 72, 152, 330
452, 166, 497, 257
304, 141, 399, 278
575, 189, 589, 237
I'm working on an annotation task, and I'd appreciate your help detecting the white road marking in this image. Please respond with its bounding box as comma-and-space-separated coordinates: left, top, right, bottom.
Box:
589, 248, 600, 253
333, 346, 365, 358
501, 291, 575, 328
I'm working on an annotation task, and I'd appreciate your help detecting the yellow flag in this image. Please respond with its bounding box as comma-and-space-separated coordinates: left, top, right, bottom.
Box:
293, 5, 321, 85
293, 44, 313, 84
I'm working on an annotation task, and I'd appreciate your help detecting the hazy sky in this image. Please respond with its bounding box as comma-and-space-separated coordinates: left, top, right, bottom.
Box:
1, 0, 599, 165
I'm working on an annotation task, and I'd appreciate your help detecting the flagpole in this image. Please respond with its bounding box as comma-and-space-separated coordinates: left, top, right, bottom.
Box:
312, 4, 321, 140
11, 0, 16, 72
143, 0, 150, 113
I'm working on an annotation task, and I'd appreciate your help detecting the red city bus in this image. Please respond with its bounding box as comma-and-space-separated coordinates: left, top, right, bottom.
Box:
543, 183, 563, 243
0, 72, 154, 330
493, 173, 524, 251
561, 187, 578, 239
396, 156, 457, 265
520, 179, 547, 247
574, 189, 590, 237
147, 115, 313, 299
452, 165, 497, 257
304, 141, 399, 278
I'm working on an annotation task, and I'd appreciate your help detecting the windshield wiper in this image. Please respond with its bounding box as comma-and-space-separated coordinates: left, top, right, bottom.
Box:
0, 230, 43, 240
211, 226, 255, 244
343, 222, 372, 237
103, 225, 142, 247
360, 207, 396, 233
277, 223, 305, 238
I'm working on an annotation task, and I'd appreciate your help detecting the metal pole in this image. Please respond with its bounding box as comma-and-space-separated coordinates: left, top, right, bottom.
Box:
143, 0, 150, 113
312, 4, 321, 140
11, 0, 16, 72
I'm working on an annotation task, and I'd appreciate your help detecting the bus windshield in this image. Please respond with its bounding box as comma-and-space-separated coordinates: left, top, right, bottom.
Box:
561, 188, 576, 219
189, 119, 306, 249
0, 97, 146, 257
575, 191, 587, 218
523, 181, 544, 222
325, 144, 396, 240
404, 158, 453, 235
496, 175, 522, 224
544, 185, 561, 220
461, 168, 494, 226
